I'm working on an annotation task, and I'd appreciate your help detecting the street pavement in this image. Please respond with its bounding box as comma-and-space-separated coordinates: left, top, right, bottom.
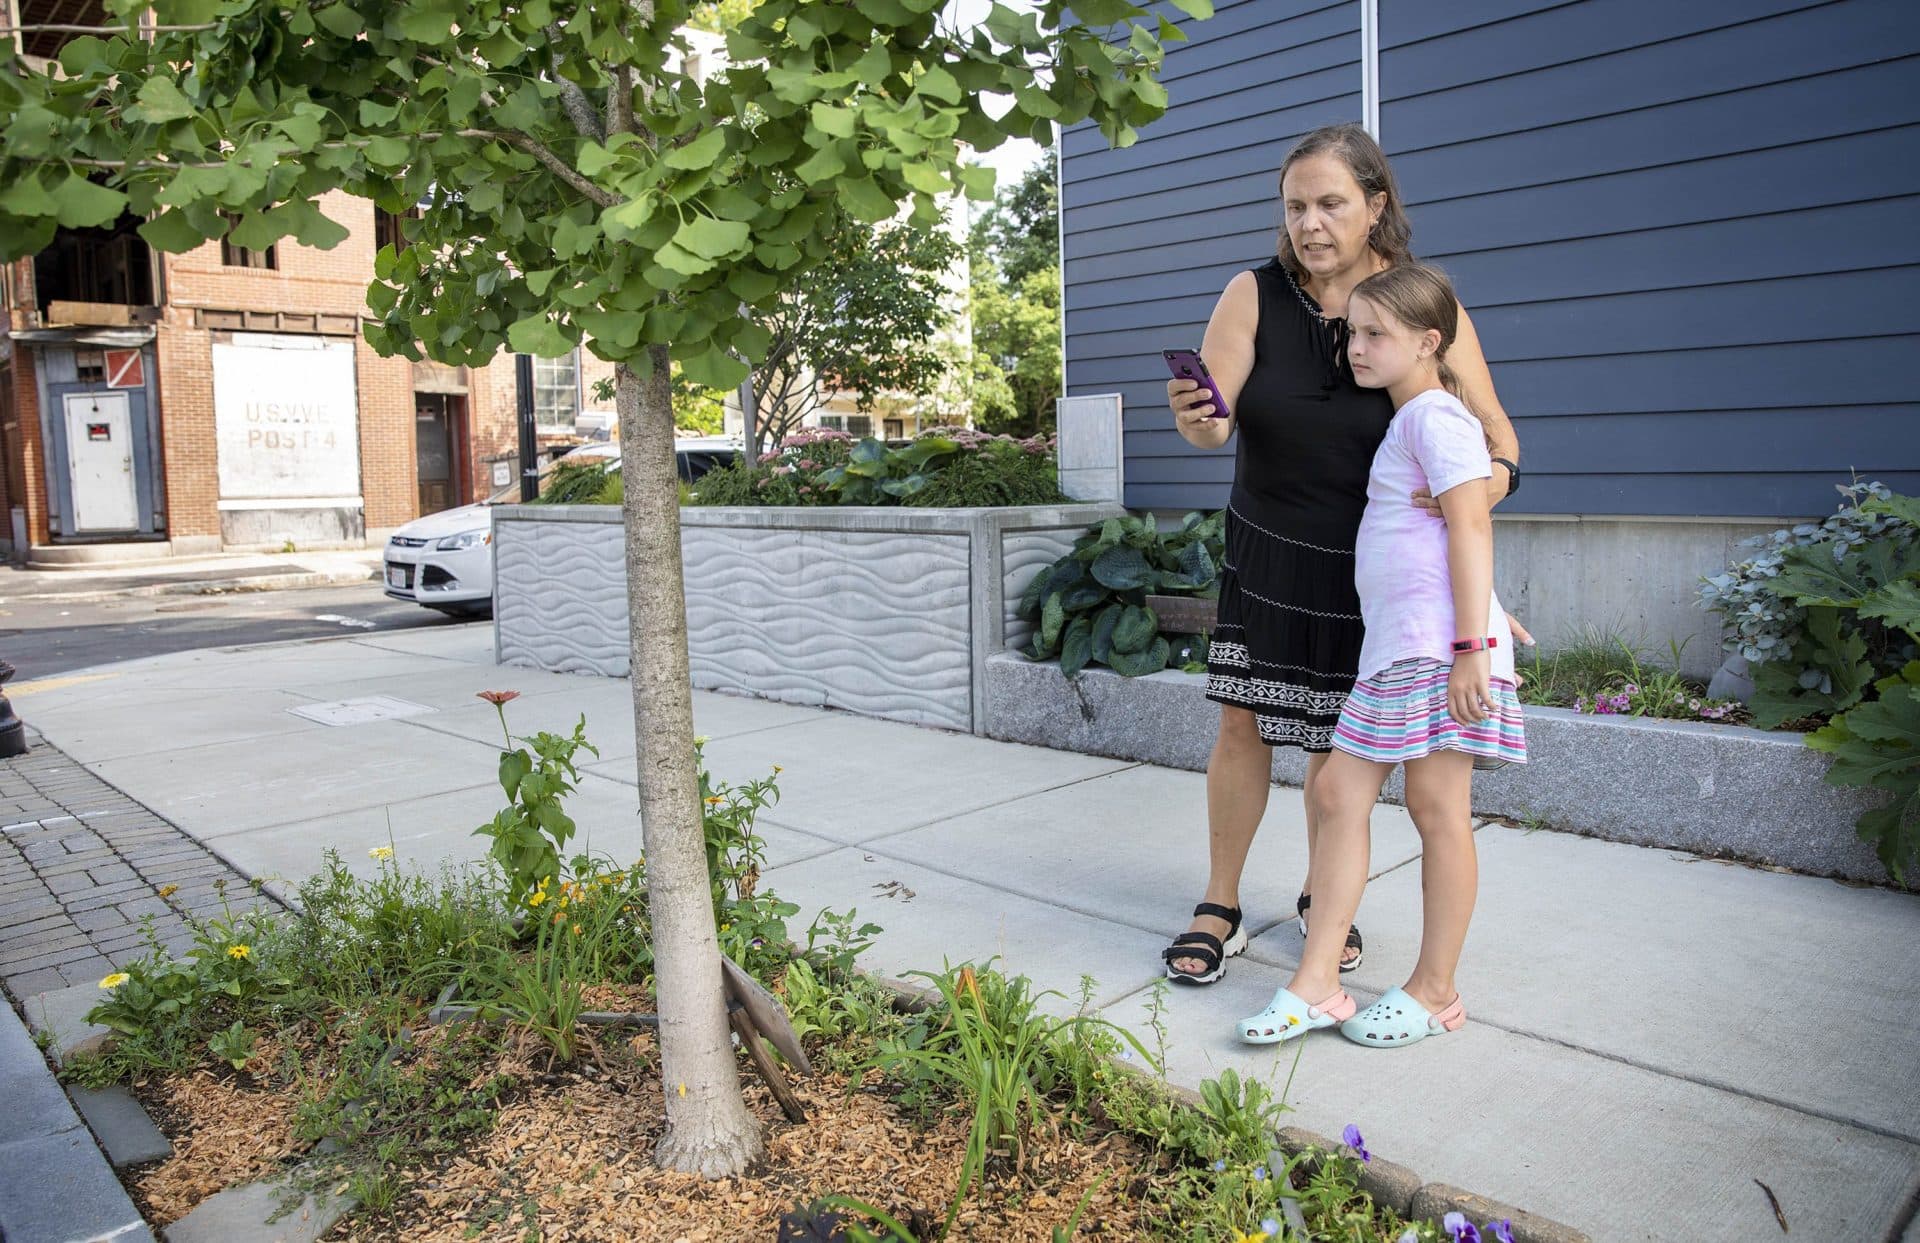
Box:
0, 582, 461, 678
5, 624, 1918, 1242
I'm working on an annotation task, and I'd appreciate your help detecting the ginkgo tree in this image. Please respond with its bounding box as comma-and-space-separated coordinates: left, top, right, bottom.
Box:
0, 0, 1206, 1177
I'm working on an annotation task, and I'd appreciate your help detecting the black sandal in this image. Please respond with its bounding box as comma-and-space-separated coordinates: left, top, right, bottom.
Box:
1161, 902, 1247, 985
1296, 892, 1364, 973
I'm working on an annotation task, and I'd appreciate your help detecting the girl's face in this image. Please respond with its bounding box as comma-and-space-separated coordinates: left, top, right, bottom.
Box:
1346, 292, 1439, 391
1282, 154, 1385, 283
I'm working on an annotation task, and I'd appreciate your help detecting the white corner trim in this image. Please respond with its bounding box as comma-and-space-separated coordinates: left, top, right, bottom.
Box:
1361, 0, 1380, 140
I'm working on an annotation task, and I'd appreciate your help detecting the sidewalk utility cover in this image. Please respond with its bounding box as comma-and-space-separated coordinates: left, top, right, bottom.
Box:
286, 696, 435, 726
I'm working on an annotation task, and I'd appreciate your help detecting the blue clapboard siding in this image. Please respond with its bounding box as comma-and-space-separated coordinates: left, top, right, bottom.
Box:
1063, 0, 1920, 517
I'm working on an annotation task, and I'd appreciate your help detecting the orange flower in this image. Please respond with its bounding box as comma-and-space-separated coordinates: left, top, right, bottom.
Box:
476, 690, 521, 706
704, 795, 725, 806
957, 965, 980, 1005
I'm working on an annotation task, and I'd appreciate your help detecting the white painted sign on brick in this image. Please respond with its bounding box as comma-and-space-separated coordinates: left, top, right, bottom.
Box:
213, 334, 361, 501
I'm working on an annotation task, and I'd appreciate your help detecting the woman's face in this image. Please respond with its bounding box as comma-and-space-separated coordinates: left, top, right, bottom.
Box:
1282, 153, 1385, 283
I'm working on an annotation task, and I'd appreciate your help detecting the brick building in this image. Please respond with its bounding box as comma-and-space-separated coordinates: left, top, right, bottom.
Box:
0, 189, 614, 563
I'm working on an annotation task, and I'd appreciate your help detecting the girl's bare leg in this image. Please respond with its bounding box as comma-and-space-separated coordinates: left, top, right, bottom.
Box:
1399, 749, 1478, 1012
1286, 749, 1389, 1001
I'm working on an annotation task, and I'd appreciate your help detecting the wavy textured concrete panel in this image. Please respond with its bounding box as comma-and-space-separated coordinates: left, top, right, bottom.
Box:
1001, 530, 1080, 655
493, 503, 1125, 733
495, 518, 631, 675
683, 526, 972, 729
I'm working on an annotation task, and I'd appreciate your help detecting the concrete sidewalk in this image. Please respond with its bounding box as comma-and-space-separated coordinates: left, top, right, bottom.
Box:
10, 626, 1919, 1242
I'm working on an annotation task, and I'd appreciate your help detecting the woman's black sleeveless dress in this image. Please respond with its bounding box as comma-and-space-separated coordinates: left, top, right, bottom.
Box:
1205, 258, 1396, 750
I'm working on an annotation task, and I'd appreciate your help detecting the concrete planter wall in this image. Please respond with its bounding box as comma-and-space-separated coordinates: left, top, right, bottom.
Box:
983, 653, 1893, 884
493, 502, 1122, 732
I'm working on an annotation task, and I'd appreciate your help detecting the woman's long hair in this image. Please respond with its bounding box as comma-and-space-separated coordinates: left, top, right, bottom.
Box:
1275, 123, 1414, 282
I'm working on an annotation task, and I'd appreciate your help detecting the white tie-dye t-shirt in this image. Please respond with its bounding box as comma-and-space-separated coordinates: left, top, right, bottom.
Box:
1351, 388, 1515, 685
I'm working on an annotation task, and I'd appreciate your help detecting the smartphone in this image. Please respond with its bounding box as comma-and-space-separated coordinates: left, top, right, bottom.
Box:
1163, 349, 1231, 420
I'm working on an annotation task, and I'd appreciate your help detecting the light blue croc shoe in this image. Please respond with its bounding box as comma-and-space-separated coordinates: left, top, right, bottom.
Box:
1238, 986, 1356, 1045
1340, 986, 1466, 1048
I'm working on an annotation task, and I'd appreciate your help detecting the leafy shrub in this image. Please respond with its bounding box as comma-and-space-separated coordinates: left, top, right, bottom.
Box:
529, 459, 618, 505
688, 427, 1067, 508
1703, 486, 1919, 880
1018, 511, 1224, 677
1699, 480, 1915, 678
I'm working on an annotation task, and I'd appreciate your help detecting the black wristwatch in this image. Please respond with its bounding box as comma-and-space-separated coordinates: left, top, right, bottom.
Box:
1492, 457, 1520, 497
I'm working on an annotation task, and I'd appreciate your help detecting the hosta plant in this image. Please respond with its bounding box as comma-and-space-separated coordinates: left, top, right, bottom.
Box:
1018, 511, 1224, 677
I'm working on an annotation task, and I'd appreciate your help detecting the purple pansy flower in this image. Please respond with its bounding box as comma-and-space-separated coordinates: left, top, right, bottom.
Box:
1489, 1221, 1515, 1243
1342, 1123, 1371, 1163
1444, 1213, 1482, 1243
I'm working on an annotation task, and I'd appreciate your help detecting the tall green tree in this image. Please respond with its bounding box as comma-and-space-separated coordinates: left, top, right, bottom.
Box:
749, 216, 960, 454
969, 152, 1062, 436
0, 0, 1200, 1176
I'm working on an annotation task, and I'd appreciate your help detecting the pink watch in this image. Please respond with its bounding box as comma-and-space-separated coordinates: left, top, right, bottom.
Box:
1451, 637, 1499, 654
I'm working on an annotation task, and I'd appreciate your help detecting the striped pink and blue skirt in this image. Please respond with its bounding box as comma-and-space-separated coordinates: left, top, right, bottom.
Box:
1331, 657, 1528, 768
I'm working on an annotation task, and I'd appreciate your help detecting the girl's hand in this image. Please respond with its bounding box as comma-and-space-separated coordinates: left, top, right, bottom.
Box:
1412, 486, 1442, 517
1505, 611, 1534, 647
1168, 378, 1218, 429
1449, 651, 1494, 727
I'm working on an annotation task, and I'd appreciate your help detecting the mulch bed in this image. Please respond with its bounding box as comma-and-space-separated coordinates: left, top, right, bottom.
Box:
124, 1008, 1156, 1241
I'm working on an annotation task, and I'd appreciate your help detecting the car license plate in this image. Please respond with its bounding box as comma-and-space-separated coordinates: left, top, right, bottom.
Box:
386, 565, 412, 589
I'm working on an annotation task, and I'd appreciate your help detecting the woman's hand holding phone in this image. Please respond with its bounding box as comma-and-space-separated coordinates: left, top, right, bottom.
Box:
1168, 378, 1218, 428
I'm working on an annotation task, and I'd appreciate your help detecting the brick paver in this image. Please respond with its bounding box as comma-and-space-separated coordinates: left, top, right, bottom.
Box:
0, 735, 279, 1001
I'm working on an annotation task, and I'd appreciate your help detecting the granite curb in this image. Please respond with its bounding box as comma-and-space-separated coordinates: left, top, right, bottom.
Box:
4, 567, 379, 605
982, 654, 1894, 884
1276, 1127, 1592, 1243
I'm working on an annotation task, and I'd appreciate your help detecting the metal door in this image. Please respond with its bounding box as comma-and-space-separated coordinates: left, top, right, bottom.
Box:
64, 391, 139, 532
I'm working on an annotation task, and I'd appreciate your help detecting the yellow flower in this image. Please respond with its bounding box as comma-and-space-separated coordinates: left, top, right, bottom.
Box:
704, 795, 725, 806
99, 972, 130, 989
368, 845, 394, 860
527, 890, 548, 908
720, 922, 732, 933
1232, 1233, 1270, 1243
772, 765, 783, 774
677, 1082, 687, 1097
156, 884, 178, 899
571, 924, 583, 936
227, 944, 251, 960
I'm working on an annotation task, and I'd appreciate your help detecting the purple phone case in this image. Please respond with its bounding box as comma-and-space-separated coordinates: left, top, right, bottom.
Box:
1163, 349, 1230, 419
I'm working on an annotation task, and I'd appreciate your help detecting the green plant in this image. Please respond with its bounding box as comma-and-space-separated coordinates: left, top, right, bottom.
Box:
473, 694, 600, 909
872, 963, 1155, 1233
1703, 490, 1920, 880
1019, 511, 1225, 677
1700, 480, 1913, 669
688, 428, 1066, 509
207, 1019, 258, 1071
530, 459, 617, 505
267, 847, 514, 1011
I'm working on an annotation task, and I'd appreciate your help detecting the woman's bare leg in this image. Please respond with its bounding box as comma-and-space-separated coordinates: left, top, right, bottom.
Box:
1169, 706, 1270, 975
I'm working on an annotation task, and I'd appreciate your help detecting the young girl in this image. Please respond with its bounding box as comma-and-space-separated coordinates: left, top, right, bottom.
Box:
1237, 263, 1526, 1049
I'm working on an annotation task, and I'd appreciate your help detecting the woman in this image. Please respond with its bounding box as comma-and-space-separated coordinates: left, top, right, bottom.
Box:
1161, 123, 1523, 986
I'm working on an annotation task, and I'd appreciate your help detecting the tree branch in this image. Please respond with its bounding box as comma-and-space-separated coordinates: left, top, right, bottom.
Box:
609, 64, 635, 137
63, 128, 620, 207
0, 23, 215, 33
546, 24, 607, 142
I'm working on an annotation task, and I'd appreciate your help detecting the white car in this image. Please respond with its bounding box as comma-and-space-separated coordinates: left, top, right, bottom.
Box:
382, 444, 621, 617
383, 439, 740, 617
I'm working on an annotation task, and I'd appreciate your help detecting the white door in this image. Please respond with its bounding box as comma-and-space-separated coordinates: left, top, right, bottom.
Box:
65, 392, 140, 532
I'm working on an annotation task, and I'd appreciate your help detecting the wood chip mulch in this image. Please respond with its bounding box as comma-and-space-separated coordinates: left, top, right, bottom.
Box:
331, 1034, 1152, 1242
129, 1054, 303, 1225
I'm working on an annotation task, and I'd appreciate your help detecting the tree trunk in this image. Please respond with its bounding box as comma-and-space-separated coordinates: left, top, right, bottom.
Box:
615, 349, 764, 1177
